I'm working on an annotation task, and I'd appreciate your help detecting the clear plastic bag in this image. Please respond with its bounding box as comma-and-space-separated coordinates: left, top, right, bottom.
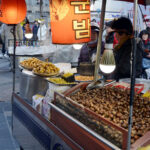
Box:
145, 68, 150, 79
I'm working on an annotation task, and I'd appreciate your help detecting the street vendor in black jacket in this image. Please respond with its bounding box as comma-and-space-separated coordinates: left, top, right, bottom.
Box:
111, 17, 143, 81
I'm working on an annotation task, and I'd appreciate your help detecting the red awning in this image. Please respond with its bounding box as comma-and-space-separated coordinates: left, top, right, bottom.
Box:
115, 0, 150, 5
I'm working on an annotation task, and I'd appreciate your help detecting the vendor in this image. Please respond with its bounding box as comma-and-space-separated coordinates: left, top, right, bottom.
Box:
78, 22, 104, 64
111, 17, 143, 81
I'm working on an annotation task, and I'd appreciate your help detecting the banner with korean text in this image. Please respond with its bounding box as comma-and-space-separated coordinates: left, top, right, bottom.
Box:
49, 0, 91, 44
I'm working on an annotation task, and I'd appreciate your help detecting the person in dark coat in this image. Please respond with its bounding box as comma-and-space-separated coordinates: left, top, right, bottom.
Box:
78, 22, 104, 64
111, 17, 143, 81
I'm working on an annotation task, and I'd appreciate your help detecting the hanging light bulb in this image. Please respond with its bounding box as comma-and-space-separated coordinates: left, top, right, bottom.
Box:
99, 44, 116, 74
73, 44, 83, 50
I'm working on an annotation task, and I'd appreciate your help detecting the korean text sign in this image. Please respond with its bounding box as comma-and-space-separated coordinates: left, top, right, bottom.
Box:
50, 0, 91, 44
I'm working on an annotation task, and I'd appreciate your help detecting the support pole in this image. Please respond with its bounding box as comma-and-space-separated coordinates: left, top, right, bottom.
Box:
127, 0, 138, 149
13, 25, 16, 93
94, 0, 107, 81
11, 24, 16, 132
39, 0, 43, 42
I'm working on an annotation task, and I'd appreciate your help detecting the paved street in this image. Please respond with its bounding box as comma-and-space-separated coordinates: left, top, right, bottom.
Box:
0, 58, 12, 102
0, 58, 20, 150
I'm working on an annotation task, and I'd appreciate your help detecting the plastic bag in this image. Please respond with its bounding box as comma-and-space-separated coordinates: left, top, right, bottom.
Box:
52, 45, 80, 63
32, 94, 44, 114
145, 68, 150, 79
42, 90, 52, 120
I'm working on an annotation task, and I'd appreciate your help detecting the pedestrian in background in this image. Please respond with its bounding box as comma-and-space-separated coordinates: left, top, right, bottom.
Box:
0, 23, 23, 58
0, 23, 6, 58
32, 20, 39, 41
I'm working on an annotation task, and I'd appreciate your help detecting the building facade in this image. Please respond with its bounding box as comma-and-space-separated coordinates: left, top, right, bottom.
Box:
25, 0, 50, 23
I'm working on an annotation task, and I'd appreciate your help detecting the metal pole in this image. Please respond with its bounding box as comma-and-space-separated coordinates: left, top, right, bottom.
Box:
13, 25, 16, 93
94, 0, 107, 81
127, 0, 138, 149
40, 0, 43, 42
11, 24, 16, 132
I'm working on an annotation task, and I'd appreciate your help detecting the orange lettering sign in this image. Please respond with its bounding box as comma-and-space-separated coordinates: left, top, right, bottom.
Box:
50, 0, 91, 44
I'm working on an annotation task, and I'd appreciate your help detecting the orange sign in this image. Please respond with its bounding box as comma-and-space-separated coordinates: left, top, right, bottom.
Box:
50, 0, 91, 44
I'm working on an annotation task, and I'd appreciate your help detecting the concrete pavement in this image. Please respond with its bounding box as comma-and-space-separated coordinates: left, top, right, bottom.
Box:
0, 57, 20, 150
0, 58, 19, 101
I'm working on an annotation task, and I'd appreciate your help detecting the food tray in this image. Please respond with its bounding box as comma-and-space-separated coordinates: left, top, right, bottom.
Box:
74, 74, 102, 82
20, 64, 33, 70
52, 83, 150, 149
51, 82, 150, 149
52, 91, 126, 149
50, 95, 150, 150
50, 101, 120, 150
46, 78, 77, 86
52, 83, 128, 149
62, 75, 75, 83
33, 71, 59, 77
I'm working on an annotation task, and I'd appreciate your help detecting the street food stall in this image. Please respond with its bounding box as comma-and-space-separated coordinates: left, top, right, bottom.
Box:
12, 36, 150, 150
12, 67, 150, 150
0, 0, 149, 149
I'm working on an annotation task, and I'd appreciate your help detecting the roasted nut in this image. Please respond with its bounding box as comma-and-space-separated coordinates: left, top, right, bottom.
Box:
69, 86, 150, 144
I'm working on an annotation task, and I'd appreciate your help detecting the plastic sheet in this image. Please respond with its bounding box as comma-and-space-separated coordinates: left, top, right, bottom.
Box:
52, 45, 80, 63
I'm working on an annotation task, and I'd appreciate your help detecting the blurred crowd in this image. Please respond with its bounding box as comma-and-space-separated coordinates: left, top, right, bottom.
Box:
0, 17, 49, 59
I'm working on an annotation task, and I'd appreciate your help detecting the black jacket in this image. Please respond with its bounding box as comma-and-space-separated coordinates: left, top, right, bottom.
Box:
113, 38, 143, 81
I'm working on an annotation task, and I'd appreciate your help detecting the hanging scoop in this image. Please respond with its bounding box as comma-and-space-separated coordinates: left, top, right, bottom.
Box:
86, 79, 116, 90
86, 79, 105, 90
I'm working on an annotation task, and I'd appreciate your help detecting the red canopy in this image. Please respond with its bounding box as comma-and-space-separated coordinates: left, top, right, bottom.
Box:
115, 0, 150, 5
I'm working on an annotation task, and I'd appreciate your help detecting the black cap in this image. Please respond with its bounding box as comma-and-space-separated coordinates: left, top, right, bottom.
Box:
105, 21, 113, 27
139, 30, 149, 39
91, 22, 99, 32
111, 17, 133, 35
